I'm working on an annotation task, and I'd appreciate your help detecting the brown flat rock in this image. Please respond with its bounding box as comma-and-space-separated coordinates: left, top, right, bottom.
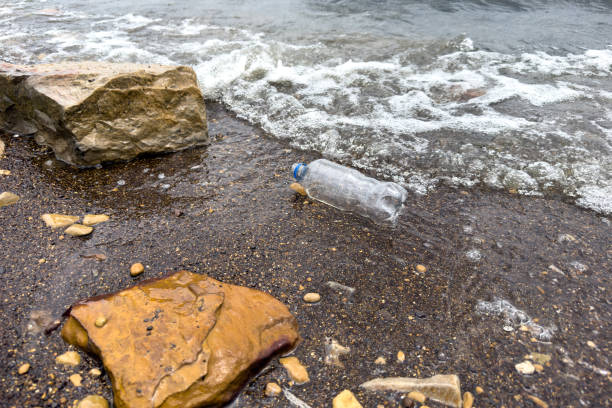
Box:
61, 270, 299, 408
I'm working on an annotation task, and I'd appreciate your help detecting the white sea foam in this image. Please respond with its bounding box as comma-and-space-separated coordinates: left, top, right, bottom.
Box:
476, 299, 556, 341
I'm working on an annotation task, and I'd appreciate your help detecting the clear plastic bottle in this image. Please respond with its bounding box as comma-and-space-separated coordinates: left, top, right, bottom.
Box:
292, 159, 408, 225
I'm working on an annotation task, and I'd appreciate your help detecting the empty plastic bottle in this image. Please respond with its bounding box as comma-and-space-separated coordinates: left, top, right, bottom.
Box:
292, 159, 408, 225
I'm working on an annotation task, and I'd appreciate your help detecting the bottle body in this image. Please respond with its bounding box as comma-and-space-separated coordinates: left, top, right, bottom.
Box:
292, 159, 408, 225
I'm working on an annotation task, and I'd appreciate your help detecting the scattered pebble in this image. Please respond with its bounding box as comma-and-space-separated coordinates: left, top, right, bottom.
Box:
397, 351, 405, 362
116, 179, 126, 186
374, 356, 387, 365
18, 363, 30, 375
406, 391, 426, 403
65, 224, 93, 236
558, 233, 577, 243
56, 351, 81, 366
587, 340, 597, 349
76, 395, 109, 408
527, 395, 549, 408
475, 386, 484, 394
303, 292, 320, 303
0, 191, 20, 207
463, 391, 474, 408
95, 316, 107, 328
265, 382, 281, 397
415, 264, 427, 273
82, 214, 109, 226
41, 213, 79, 228
69, 373, 83, 386
332, 390, 363, 408
534, 363, 544, 372
130, 262, 144, 277
89, 368, 102, 377
515, 360, 535, 375
0, 169, 10, 176
279, 356, 310, 384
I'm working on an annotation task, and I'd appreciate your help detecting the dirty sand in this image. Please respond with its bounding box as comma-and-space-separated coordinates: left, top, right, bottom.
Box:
0, 102, 610, 407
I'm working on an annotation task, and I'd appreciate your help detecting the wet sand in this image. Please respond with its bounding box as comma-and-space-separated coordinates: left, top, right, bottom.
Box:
0, 102, 610, 407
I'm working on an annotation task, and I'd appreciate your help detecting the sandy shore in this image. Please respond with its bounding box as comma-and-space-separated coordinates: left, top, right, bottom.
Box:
0, 102, 610, 407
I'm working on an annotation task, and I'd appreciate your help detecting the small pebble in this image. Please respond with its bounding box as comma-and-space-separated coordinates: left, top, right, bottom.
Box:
475, 386, 484, 394
89, 368, 102, 377
65, 224, 93, 236
82, 214, 109, 226
463, 391, 474, 408
587, 340, 596, 349
264, 382, 281, 397
0, 169, 10, 176
18, 363, 30, 375
303, 292, 320, 303
415, 264, 427, 273
279, 356, 309, 384
69, 373, 83, 387
332, 389, 363, 408
374, 356, 387, 365
0, 191, 20, 207
515, 360, 535, 375
130, 262, 144, 277
527, 395, 549, 408
76, 395, 109, 408
56, 351, 81, 366
406, 391, 426, 403
95, 316, 107, 328
397, 351, 405, 362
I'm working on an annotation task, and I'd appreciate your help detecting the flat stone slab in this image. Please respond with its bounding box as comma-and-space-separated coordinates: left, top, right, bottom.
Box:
61, 270, 300, 408
0, 61, 208, 166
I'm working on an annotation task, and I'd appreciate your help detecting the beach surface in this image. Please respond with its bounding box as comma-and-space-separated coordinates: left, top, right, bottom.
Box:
0, 102, 610, 407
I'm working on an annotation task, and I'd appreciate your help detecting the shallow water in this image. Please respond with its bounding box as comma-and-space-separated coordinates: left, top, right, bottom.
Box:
1, 0, 611, 213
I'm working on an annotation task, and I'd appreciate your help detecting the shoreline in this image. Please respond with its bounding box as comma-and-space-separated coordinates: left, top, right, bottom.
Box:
0, 101, 610, 407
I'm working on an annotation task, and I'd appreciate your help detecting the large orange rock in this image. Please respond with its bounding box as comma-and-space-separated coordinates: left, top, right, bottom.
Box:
0, 61, 208, 166
61, 270, 299, 408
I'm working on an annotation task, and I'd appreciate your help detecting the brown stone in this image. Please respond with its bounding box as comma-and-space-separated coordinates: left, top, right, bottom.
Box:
279, 356, 310, 384
0, 62, 208, 166
77, 395, 109, 408
69, 373, 83, 386
61, 270, 299, 408
463, 391, 474, 408
41, 213, 80, 228
130, 262, 145, 277
333, 390, 363, 408
18, 363, 30, 375
65, 224, 93, 236
361, 374, 462, 408
264, 382, 281, 397
55, 351, 81, 366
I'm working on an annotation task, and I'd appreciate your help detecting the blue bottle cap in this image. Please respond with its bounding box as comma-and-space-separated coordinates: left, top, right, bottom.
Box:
292, 163, 307, 181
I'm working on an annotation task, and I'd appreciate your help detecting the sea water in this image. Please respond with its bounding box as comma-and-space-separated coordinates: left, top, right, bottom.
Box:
1, 0, 610, 214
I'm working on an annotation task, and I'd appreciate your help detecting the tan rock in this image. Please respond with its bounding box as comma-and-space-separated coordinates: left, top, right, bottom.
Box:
0, 139, 4, 158
0, 169, 10, 176
290, 182, 306, 196
333, 390, 363, 408
463, 391, 474, 408
69, 373, 83, 386
264, 382, 281, 397
55, 351, 81, 366
475, 386, 484, 394
83, 214, 110, 226
129, 262, 144, 277
515, 360, 535, 375
415, 264, 427, 273
361, 374, 462, 408
41, 213, 80, 228
407, 391, 426, 403
0, 192, 19, 207
94, 316, 107, 328
0, 62, 209, 166
61, 270, 299, 408
303, 292, 320, 303
397, 351, 405, 362
527, 395, 549, 408
77, 395, 109, 408
18, 363, 30, 375
280, 356, 310, 384
374, 356, 387, 365
89, 368, 102, 377
65, 224, 93, 236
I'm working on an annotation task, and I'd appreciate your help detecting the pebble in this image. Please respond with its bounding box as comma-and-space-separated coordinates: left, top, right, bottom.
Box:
303, 292, 320, 303
18, 363, 30, 375
515, 360, 535, 375
374, 356, 387, 365
475, 386, 484, 394
69, 373, 83, 386
290, 182, 306, 196
0, 191, 20, 207
89, 368, 102, 377
279, 356, 310, 384
0, 169, 10, 176
65, 224, 93, 236
415, 264, 427, 273
82, 214, 110, 226
463, 391, 474, 408
41, 213, 79, 228
406, 391, 426, 403
332, 390, 363, 408
95, 316, 107, 328
527, 395, 549, 408
130, 262, 145, 277
397, 351, 405, 362
76, 395, 109, 408
534, 363, 544, 372
56, 351, 81, 366
587, 340, 597, 349
264, 382, 281, 397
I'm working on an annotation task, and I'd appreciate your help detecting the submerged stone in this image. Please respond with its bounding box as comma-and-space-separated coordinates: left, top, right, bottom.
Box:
82, 214, 110, 226
41, 213, 80, 228
61, 270, 299, 408
361, 374, 462, 408
0, 61, 208, 166
0, 191, 19, 207
65, 224, 93, 236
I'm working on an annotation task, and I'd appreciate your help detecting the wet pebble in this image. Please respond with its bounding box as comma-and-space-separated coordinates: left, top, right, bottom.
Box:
95, 316, 107, 328
18, 363, 30, 375
332, 390, 363, 408
463, 391, 474, 408
41, 213, 79, 228
397, 351, 405, 363
475, 386, 484, 394
406, 391, 426, 403
130, 262, 144, 277
89, 368, 102, 377
76, 395, 109, 408
0, 191, 20, 207
374, 356, 387, 365
415, 264, 427, 273
83, 214, 109, 226
264, 382, 281, 397
65, 224, 93, 236
69, 373, 83, 386
303, 292, 320, 303
515, 360, 535, 375
279, 356, 309, 384
56, 351, 81, 366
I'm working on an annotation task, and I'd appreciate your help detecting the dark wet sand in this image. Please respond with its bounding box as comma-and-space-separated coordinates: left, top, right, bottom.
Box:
1, 102, 610, 407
